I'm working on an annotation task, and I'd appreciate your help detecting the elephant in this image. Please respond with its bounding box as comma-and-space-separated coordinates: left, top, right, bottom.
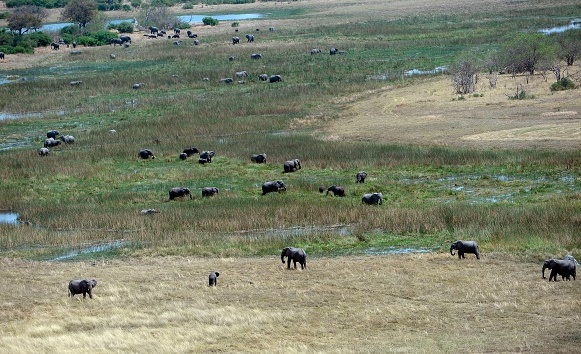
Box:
310, 48, 322, 55
202, 187, 219, 197
269, 26, 275, 32
119, 35, 131, 44
187, 31, 197, 38
362, 192, 382, 205
269, 75, 282, 83
356, 171, 367, 183
173, 28, 181, 35
232, 36, 240, 45
251, 153, 267, 163
0, 51, 4, 60
38, 147, 50, 156
193, 39, 199, 46
69, 279, 97, 299
69, 81, 83, 86
183, 147, 199, 156
258, 74, 268, 81
236, 71, 248, 78
60, 135, 75, 144
179, 152, 188, 160
250, 53, 262, 60
330, 47, 338, 55
44, 138, 61, 148
169, 187, 192, 200
326, 185, 345, 197
200, 150, 215, 162
281, 247, 307, 269
542, 258, 576, 281
133, 83, 145, 89
262, 180, 286, 195
246, 34, 254, 42
283, 159, 301, 173
138, 149, 155, 159
228, 56, 236, 61
51, 42, 60, 50
110, 38, 123, 46
209, 272, 220, 286
198, 158, 209, 164
140, 209, 159, 215
319, 185, 326, 193
220, 78, 234, 84
149, 26, 159, 34
450, 240, 480, 259
47, 130, 60, 139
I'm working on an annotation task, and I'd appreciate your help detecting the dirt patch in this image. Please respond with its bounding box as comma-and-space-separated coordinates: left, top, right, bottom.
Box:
322, 72, 581, 150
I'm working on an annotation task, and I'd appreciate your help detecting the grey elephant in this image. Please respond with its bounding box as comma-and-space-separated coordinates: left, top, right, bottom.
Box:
310, 48, 322, 55
356, 171, 367, 183
246, 34, 254, 42
200, 150, 215, 162
221, 77, 234, 84
232, 36, 240, 45
69, 279, 97, 299
183, 147, 199, 156
269, 74, 282, 83
258, 74, 268, 81
44, 138, 61, 148
119, 35, 131, 44
251, 153, 267, 163
319, 185, 326, 193
542, 258, 576, 281
38, 147, 50, 156
250, 53, 262, 60
202, 187, 219, 197
169, 187, 192, 200
179, 152, 188, 160
47, 130, 60, 139
326, 185, 345, 197
60, 135, 75, 144
138, 149, 155, 159
110, 38, 123, 46
209, 272, 220, 286
283, 159, 301, 173
281, 247, 307, 269
362, 192, 382, 205
262, 180, 286, 195
149, 26, 159, 34
450, 240, 480, 259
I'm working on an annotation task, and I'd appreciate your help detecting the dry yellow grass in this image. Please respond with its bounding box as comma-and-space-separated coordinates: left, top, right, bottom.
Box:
1, 254, 579, 353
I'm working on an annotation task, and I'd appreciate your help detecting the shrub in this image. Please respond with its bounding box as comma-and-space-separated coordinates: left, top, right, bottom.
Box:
116, 22, 134, 33
231, 22, 239, 27
130, 0, 141, 8
175, 21, 191, 30
182, 2, 193, 9
202, 17, 219, 26
76, 35, 98, 46
0, 12, 9, 20
27, 32, 53, 47
122, 4, 131, 11
93, 30, 119, 45
550, 77, 576, 92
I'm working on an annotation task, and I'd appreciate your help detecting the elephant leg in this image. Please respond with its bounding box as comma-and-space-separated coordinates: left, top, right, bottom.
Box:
549, 269, 557, 281
293, 260, 297, 269
287, 259, 291, 269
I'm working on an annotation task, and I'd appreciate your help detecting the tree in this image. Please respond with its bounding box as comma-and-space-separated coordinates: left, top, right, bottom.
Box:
554, 29, 581, 66
450, 54, 480, 95
497, 33, 558, 76
8, 6, 48, 35
61, 0, 98, 28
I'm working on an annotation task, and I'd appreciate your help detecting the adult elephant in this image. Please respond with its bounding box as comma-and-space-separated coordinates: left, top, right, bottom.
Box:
361, 192, 382, 205
60, 135, 75, 144
183, 147, 199, 156
38, 147, 50, 156
119, 35, 131, 44
149, 26, 159, 35
251, 153, 267, 163
201, 187, 219, 197
310, 48, 322, 55
281, 247, 307, 269
250, 53, 262, 60
44, 138, 61, 148
0, 51, 4, 60
209, 272, 220, 286
258, 74, 268, 81
51, 42, 60, 50
47, 130, 60, 139
269, 74, 282, 83
542, 258, 576, 281
283, 159, 301, 173
69, 279, 97, 299
200, 150, 215, 162
110, 38, 123, 46
356, 171, 367, 183
169, 187, 192, 200
232, 36, 240, 45
262, 180, 286, 195
326, 185, 345, 197
245, 34, 254, 42
450, 240, 480, 259
138, 149, 155, 159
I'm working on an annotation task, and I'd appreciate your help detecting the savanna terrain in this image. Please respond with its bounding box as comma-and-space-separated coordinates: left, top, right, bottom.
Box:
1, 0, 580, 352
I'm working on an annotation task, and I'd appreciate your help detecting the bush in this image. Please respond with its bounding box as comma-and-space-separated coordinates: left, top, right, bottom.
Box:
0, 12, 9, 20
130, 0, 141, 7
550, 77, 576, 92
93, 30, 119, 45
27, 32, 53, 47
182, 2, 193, 9
116, 22, 134, 33
231, 22, 239, 27
60, 25, 77, 36
202, 17, 219, 26
76, 35, 98, 46
122, 4, 131, 11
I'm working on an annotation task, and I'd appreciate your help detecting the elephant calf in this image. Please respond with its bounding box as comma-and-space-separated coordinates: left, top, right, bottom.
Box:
450, 240, 480, 259
138, 149, 155, 159
356, 171, 368, 183
69, 279, 97, 299
283, 159, 301, 173
209, 272, 220, 286
202, 187, 219, 197
326, 185, 345, 197
251, 153, 267, 163
542, 258, 576, 281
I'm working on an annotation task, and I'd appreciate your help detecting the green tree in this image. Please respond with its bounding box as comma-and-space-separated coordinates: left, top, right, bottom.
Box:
497, 33, 558, 76
61, 0, 98, 28
554, 29, 581, 66
8, 6, 48, 35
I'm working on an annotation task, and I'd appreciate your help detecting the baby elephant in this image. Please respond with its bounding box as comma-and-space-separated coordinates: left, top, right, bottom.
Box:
209, 272, 220, 286
450, 240, 480, 259
201, 187, 219, 197
68, 279, 97, 299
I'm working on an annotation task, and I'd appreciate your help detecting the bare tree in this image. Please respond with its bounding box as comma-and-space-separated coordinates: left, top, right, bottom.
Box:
8, 6, 48, 35
138, 4, 175, 29
451, 60, 479, 95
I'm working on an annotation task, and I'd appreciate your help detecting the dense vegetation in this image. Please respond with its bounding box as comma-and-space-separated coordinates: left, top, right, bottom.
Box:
0, 1, 580, 262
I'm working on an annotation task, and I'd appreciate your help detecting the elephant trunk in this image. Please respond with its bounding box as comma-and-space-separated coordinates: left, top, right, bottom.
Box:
450, 245, 455, 256
281, 251, 286, 264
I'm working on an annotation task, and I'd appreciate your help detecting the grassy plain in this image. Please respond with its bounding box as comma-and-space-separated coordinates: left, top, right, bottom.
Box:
1, 0, 581, 352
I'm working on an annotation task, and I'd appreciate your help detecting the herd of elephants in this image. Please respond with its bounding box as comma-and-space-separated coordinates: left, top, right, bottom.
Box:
34, 130, 579, 298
